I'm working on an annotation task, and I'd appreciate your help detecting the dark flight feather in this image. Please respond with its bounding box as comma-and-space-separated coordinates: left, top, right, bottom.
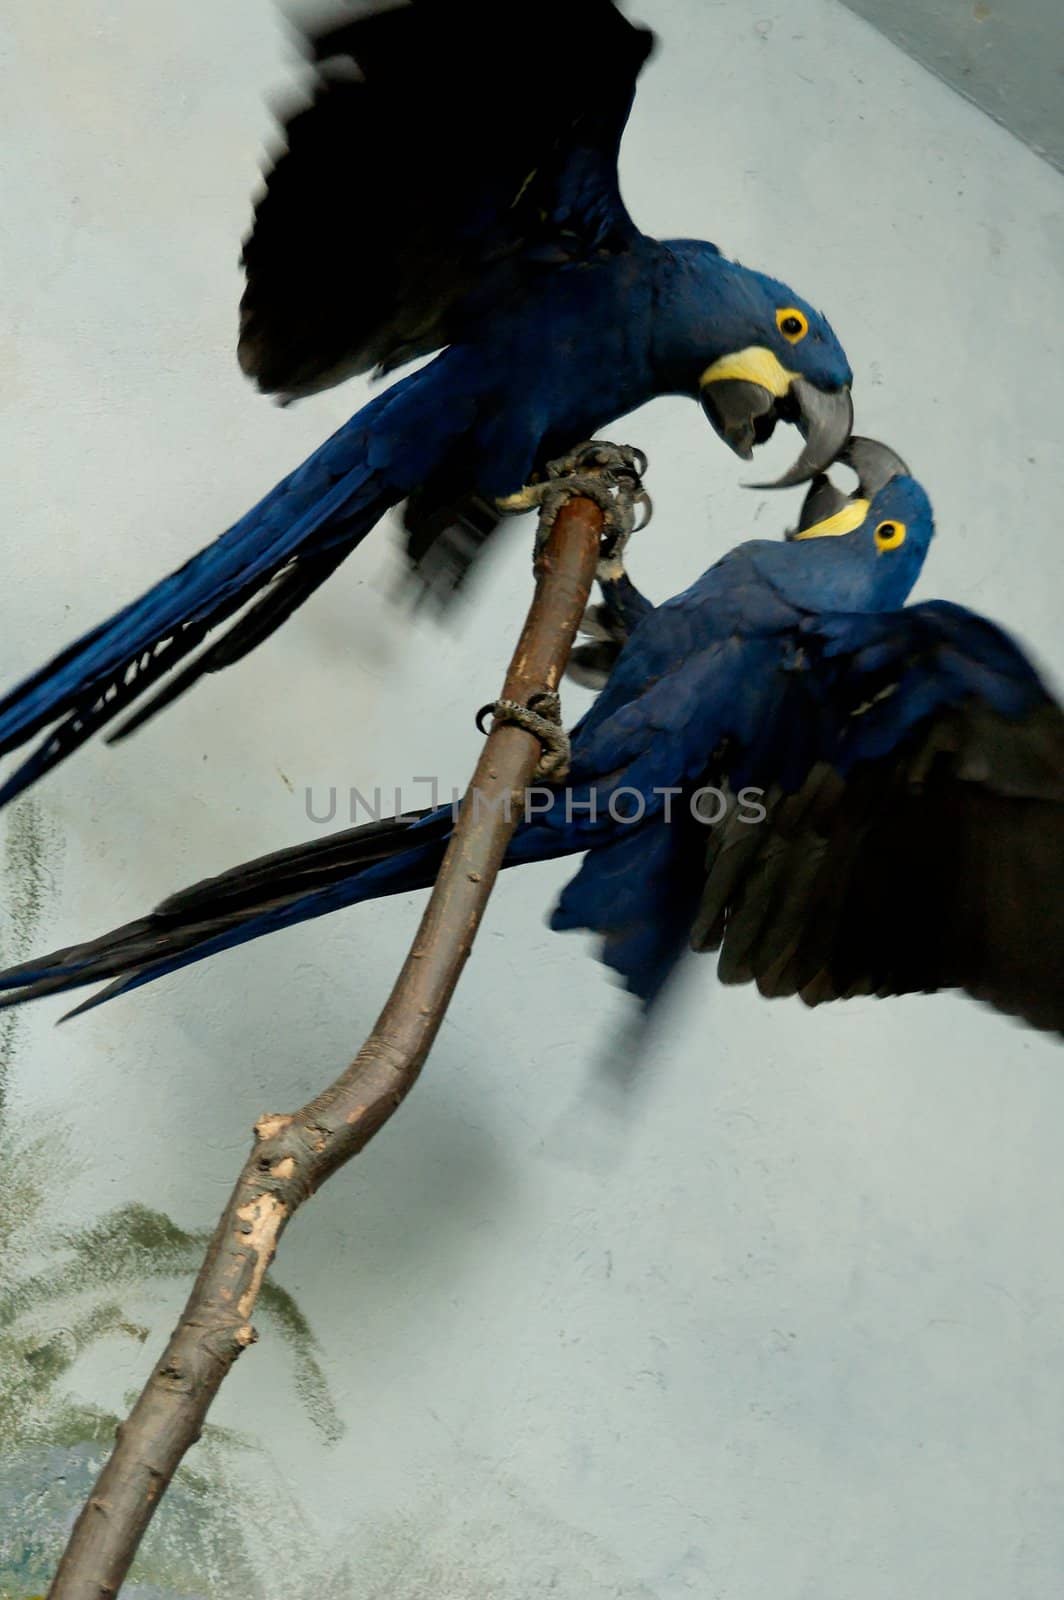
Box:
239, 0, 655, 398
695, 611, 1064, 1036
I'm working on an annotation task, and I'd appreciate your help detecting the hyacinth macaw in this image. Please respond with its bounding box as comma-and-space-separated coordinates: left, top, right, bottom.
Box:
0, 0, 854, 810
4, 439, 1062, 1037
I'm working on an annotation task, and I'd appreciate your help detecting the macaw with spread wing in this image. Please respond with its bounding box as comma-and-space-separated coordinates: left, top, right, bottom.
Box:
0, 0, 853, 809
4, 439, 1061, 1038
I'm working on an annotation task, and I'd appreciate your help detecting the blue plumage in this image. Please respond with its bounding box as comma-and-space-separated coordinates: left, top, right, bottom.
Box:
4, 439, 1061, 1034
0, 1, 854, 808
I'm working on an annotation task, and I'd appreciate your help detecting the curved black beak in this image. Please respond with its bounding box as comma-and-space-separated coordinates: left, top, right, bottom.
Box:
787, 435, 912, 540
837, 435, 910, 498
789, 473, 851, 538
748, 380, 854, 489
700, 370, 853, 488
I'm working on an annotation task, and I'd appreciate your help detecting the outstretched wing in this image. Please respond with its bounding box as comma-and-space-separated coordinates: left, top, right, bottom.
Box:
695, 601, 1064, 1035
239, 0, 655, 398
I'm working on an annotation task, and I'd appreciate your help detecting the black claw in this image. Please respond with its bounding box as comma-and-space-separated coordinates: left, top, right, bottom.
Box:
632, 489, 653, 533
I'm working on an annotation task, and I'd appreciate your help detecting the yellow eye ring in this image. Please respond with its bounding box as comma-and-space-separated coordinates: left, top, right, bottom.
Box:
874, 519, 907, 551
776, 307, 809, 344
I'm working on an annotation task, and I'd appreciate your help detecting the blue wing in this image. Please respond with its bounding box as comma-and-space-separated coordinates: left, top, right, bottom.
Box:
694, 600, 1064, 1035
239, 0, 656, 398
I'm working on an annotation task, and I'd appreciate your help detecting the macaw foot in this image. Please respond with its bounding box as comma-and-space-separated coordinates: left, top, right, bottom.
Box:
496, 441, 652, 576
475, 690, 571, 783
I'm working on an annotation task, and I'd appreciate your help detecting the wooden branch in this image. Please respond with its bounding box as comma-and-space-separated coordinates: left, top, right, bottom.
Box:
48, 493, 605, 1600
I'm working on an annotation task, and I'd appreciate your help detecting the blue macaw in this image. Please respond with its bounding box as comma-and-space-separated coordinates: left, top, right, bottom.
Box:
0, 0, 854, 809
4, 439, 1061, 1036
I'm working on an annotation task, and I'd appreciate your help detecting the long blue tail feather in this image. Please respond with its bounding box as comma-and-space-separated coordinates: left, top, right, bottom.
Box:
0, 807, 457, 1013
0, 404, 411, 806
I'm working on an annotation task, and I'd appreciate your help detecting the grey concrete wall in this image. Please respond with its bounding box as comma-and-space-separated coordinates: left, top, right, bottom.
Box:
3, 1, 1064, 1596
842, 0, 1064, 171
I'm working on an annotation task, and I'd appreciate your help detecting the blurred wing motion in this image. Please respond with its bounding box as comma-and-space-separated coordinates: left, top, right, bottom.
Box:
0, 0, 863, 801
3, 601, 1062, 1036
239, 0, 656, 399
0, 1, 657, 799
697, 602, 1064, 1035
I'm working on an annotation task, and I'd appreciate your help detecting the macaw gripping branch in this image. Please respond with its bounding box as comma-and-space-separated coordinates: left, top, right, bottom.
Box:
47, 447, 641, 1600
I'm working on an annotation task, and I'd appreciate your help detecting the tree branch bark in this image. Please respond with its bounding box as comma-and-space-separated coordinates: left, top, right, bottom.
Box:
48, 492, 606, 1600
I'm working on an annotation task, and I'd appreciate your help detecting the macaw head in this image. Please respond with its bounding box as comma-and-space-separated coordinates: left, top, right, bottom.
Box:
665, 245, 854, 488
785, 436, 935, 609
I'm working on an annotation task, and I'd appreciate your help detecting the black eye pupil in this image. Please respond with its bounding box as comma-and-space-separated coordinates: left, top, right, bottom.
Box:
880, 524, 895, 538
783, 317, 802, 336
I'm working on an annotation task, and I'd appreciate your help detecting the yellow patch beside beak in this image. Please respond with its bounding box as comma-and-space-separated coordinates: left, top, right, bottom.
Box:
699, 346, 797, 398
792, 498, 870, 540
